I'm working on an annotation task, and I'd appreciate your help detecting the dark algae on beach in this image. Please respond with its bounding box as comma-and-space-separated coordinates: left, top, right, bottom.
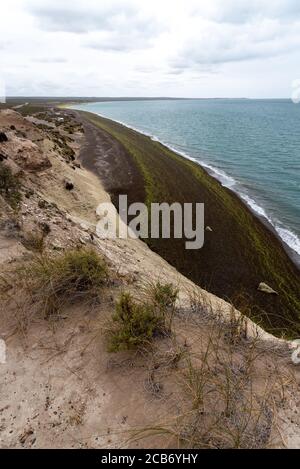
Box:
77, 110, 300, 338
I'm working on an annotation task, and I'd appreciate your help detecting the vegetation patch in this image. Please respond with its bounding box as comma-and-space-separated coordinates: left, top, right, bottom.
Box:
19, 248, 108, 317
108, 288, 175, 352
21, 231, 46, 254
149, 281, 178, 309
130, 311, 294, 449
0, 162, 22, 209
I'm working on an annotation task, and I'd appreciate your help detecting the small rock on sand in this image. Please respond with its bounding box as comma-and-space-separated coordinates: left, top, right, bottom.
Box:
258, 282, 278, 295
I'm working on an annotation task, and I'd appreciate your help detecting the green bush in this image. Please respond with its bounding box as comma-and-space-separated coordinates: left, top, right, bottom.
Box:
22, 248, 108, 317
108, 292, 173, 352
0, 162, 21, 209
150, 281, 178, 309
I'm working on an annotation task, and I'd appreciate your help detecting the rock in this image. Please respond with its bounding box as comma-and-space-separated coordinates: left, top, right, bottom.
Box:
1, 135, 51, 171
205, 226, 213, 232
0, 339, 6, 364
258, 282, 278, 295
64, 178, 74, 191
39, 222, 51, 235
73, 161, 81, 168
25, 188, 34, 198
19, 428, 35, 446
51, 241, 63, 251
0, 132, 8, 143
290, 339, 300, 365
80, 223, 90, 232
0, 152, 8, 161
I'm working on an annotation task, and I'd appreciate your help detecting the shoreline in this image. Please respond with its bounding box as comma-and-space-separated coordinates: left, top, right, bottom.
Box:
69, 103, 300, 268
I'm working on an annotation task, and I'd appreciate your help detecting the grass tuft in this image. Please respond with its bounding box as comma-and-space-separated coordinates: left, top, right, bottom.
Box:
19, 247, 108, 317
149, 281, 178, 309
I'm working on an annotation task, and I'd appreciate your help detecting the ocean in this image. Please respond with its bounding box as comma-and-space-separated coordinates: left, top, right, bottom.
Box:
72, 99, 300, 259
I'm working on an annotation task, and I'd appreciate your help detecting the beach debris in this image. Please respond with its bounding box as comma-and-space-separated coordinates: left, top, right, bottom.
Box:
258, 282, 278, 295
205, 226, 213, 232
0, 132, 8, 143
64, 178, 74, 191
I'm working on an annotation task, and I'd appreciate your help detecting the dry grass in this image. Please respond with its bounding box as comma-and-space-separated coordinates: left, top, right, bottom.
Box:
126, 289, 295, 449
1, 248, 108, 325
21, 231, 46, 253
0, 255, 295, 448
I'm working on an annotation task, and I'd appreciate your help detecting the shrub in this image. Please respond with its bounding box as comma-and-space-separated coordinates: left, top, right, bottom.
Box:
22, 232, 45, 253
150, 281, 178, 309
108, 292, 173, 352
21, 248, 108, 317
0, 162, 21, 209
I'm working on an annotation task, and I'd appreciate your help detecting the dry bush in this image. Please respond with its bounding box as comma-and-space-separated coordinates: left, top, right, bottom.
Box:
21, 232, 46, 253
7, 247, 108, 320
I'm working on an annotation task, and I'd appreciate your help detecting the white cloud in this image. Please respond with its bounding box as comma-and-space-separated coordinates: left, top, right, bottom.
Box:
172, 18, 300, 70
0, 0, 300, 97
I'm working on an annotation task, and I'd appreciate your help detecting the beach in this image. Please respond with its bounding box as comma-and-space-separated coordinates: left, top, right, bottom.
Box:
67, 108, 300, 337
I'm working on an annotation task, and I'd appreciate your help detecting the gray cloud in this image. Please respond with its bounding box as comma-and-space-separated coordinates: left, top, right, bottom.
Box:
26, 0, 161, 41
197, 0, 300, 25
26, 0, 135, 33
171, 15, 300, 71
26, 0, 162, 52
84, 23, 157, 52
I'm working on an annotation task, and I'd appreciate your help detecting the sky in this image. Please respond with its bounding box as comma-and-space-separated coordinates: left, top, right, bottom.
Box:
1, 0, 300, 98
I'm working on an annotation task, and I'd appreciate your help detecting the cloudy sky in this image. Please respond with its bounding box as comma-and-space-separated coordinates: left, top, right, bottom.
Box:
1, 0, 300, 98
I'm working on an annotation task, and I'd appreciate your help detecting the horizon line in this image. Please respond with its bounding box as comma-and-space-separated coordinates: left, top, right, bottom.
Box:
4, 96, 293, 101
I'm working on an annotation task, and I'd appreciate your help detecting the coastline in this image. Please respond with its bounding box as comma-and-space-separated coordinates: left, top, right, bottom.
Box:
68, 103, 300, 265
66, 107, 300, 336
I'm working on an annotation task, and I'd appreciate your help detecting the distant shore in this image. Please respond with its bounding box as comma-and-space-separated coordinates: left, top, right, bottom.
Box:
66, 107, 300, 337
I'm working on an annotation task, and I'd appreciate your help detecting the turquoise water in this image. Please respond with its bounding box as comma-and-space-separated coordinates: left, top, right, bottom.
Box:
73, 99, 300, 258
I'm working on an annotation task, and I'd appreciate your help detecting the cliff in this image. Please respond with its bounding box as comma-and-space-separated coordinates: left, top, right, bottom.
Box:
0, 107, 299, 449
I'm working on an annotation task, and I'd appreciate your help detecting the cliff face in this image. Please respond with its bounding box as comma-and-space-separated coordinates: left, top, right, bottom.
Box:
0, 108, 299, 449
